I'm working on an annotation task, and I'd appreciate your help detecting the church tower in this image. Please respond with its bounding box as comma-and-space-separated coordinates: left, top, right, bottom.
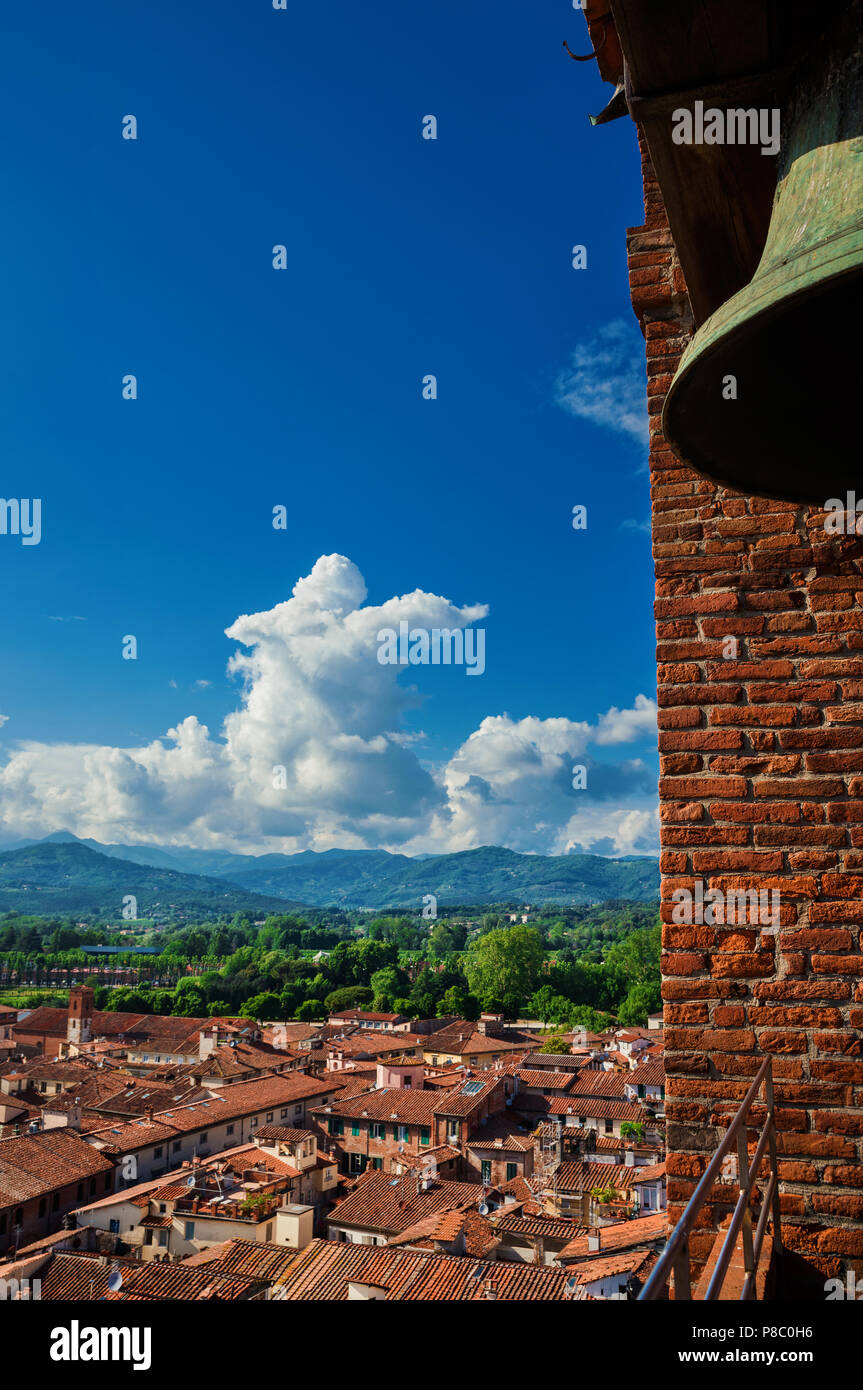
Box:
66, 985, 94, 1046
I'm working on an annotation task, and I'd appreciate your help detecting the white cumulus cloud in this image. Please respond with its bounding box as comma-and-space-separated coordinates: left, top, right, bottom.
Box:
0, 555, 658, 857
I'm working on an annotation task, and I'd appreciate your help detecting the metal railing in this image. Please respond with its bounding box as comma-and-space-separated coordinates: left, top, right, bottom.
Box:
639, 1056, 782, 1300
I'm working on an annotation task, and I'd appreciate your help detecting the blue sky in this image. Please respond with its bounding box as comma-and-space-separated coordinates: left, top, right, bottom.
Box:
0, 0, 658, 857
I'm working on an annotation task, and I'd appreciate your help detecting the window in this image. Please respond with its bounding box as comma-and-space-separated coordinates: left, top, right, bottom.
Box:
605, 1118, 614, 1134
159, 1204, 167, 1215
447, 1122, 459, 1142
349, 1153, 366, 1174
506, 1162, 518, 1181
329, 1117, 344, 1137
481, 1160, 492, 1184
104, 1173, 112, 1191
154, 1146, 163, 1158
351, 1122, 361, 1138
403, 1077, 411, 1088
266, 1112, 273, 1123
280, 1109, 288, 1119
184, 1221, 195, 1240
227, 1124, 234, 1135
158, 1230, 168, 1247
172, 1141, 181, 1152
294, 1105, 303, 1117
371, 1122, 384, 1140
109, 1219, 120, 1234
250, 1117, 258, 1128
372, 1158, 383, 1171
420, 1127, 430, 1146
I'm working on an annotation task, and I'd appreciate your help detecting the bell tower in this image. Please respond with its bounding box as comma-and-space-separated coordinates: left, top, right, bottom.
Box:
67, 985, 94, 1046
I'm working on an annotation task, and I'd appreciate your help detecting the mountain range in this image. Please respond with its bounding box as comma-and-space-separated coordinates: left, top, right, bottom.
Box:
0, 832, 660, 916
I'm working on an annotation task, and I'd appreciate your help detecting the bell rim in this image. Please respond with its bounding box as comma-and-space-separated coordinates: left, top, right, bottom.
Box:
661, 230, 863, 503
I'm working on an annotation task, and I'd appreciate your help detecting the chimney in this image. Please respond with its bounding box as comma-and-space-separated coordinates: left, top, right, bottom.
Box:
483, 1281, 498, 1300
588, 1228, 601, 1253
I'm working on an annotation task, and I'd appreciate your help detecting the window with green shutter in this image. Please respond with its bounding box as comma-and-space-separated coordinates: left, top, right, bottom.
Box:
420, 1127, 430, 1146
481, 1161, 492, 1184
506, 1162, 518, 1181
351, 1122, 361, 1137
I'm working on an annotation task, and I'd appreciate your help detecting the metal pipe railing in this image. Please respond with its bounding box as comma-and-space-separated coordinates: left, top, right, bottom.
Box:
639, 1055, 782, 1300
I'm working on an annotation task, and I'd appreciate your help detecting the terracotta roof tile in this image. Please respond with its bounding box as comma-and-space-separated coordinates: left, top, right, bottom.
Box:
274, 1237, 572, 1300
328, 1171, 481, 1235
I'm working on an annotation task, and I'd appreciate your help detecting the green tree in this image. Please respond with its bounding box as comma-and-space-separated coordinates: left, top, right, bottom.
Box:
464, 925, 543, 1014
324, 985, 373, 1013
295, 999, 326, 1022
240, 992, 281, 1020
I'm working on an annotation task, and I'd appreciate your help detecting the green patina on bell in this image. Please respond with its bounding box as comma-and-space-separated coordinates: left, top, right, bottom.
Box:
662, 39, 863, 504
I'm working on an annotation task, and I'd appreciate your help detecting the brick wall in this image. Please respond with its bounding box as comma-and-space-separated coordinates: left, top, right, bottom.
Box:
628, 131, 863, 1287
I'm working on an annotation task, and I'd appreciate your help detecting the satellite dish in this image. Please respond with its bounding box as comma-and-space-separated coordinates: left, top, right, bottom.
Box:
186, 1175, 196, 1187
107, 1268, 124, 1293
478, 1203, 489, 1216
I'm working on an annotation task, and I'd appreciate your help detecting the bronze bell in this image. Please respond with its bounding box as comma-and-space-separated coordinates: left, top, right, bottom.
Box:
662, 34, 863, 505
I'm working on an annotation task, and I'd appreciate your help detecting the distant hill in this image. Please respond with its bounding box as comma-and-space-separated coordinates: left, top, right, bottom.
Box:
0, 841, 307, 920
218, 844, 660, 908
2, 836, 660, 910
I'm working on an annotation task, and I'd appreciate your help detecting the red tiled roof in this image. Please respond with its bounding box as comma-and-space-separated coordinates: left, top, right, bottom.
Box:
422, 1027, 524, 1055
273, 1237, 572, 1300
465, 1119, 534, 1153
493, 1212, 585, 1241
548, 1096, 645, 1122
181, 1237, 301, 1282
569, 1249, 655, 1283
328, 1171, 481, 1235
0, 1130, 114, 1205
559, 1211, 668, 1260
35, 1251, 265, 1300
626, 1059, 665, 1088
88, 1072, 338, 1150
514, 1070, 578, 1090
387, 1207, 499, 1257
632, 1162, 666, 1183
253, 1125, 316, 1144
569, 1070, 630, 1098
553, 1161, 636, 1195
